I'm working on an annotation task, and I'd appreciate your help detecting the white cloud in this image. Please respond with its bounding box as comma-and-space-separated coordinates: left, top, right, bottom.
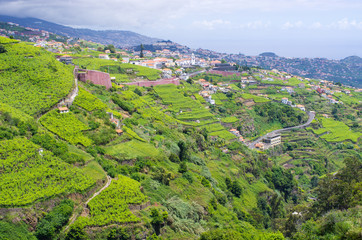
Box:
311, 22, 323, 29
282, 21, 304, 30
192, 19, 231, 30
331, 18, 362, 30
239, 21, 271, 29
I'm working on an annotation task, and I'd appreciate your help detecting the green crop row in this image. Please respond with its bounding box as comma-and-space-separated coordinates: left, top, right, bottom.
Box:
241, 93, 270, 103
0, 37, 74, 115
39, 110, 93, 146
312, 117, 361, 143
209, 130, 237, 141
73, 88, 107, 111
82, 175, 147, 226
0, 138, 94, 207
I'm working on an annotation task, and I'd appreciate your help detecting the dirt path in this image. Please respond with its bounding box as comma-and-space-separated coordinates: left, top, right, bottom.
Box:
61, 175, 112, 236
85, 175, 112, 205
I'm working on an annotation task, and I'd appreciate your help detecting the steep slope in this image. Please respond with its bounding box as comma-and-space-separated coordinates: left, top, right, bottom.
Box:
0, 36, 74, 116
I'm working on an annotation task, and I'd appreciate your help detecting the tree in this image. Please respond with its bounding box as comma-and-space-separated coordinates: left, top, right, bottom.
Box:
231, 180, 242, 197
107, 227, 130, 240
0, 44, 6, 54
150, 208, 167, 235
104, 44, 116, 53
140, 44, 144, 58
65, 223, 87, 240
178, 161, 187, 173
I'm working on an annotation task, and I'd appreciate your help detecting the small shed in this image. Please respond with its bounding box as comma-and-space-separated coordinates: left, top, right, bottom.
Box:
58, 106, 69, 113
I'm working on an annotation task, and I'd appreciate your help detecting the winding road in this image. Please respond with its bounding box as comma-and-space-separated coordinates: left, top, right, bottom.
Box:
248, 111, 316, 149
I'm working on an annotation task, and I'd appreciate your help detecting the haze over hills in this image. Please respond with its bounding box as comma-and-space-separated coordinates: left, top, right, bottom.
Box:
0, 15, 162, 47
1, 15, 362, 88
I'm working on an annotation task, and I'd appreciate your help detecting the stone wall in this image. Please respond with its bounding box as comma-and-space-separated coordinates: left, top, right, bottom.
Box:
76, 69, 112, 89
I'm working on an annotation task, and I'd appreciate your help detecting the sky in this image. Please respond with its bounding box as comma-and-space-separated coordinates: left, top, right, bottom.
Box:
1, 0, 362, 59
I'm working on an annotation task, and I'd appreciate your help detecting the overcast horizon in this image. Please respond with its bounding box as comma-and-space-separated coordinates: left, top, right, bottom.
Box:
1, 0, 362, 59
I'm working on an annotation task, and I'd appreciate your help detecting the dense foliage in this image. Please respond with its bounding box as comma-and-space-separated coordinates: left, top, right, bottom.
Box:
35, 200, 74, 240
0, 221, 37, 240
254, 102, 307, 128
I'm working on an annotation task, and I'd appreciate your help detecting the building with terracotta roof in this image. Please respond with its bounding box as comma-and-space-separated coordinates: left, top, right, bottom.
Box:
58, 106, 69, 113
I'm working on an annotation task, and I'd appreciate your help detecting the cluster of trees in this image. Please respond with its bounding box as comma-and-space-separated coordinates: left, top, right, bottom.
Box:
35, 200, 74, 240
254, 102, 307, 127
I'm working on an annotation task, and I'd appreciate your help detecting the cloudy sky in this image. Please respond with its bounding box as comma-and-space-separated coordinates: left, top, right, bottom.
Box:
1, 0, 362, 59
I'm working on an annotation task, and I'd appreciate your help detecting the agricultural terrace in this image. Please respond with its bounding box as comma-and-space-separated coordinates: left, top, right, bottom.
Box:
0, 37, 74, 115
261, 77, 304, 86
73, 88, 107, 111
154, 84, 214, 121
241, 93, 270, 103
333, 92, 360, 105
39, 109, 93, 147
0, 138, 94, 207
311, 117, 361, 142
79, 175, 147, 226
72, 58, 161, 81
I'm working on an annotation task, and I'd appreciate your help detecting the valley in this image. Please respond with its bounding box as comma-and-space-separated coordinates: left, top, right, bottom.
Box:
0, 33, 361, 240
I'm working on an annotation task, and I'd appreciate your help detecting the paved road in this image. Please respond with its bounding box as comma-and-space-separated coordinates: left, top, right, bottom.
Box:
248, 111, 316, 149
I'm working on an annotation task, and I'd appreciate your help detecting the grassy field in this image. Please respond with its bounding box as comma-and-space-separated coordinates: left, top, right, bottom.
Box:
104, 140, 160, 159
82, 160, 107, 181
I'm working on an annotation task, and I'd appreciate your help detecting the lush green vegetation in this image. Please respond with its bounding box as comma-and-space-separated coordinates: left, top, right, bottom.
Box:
79, 175, 147, 226
254, 102, 308, 128
241, 93, 270, 103
1, 41, 361, 240
0, 138, 94, 206
311, 117, 361, 142
35, 200, 74, 240
40, 109, 93, 146
104, 140, 160, 160
73, 88, 107, 111
0, 37, 74, 115
0, 221, 37, 240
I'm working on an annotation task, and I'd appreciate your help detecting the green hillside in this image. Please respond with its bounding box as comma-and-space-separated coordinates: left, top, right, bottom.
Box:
0, 38, 360, 240
0, 36, 74, 115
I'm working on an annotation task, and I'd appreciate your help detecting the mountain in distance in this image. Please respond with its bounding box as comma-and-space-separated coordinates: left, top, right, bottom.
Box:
0, 15, 162, 47
259, 52, 278, 58
341, 55, 362, 65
